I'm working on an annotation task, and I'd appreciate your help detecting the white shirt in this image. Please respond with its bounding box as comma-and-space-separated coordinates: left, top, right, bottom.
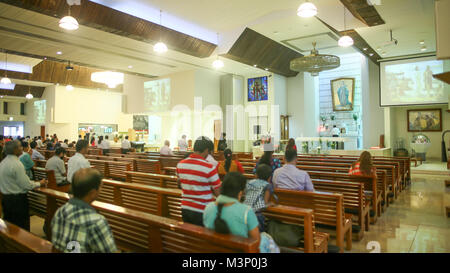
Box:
101, 140, 110, 150
61, 143, 69, 149
178, 139, 188, 151
331, 127, 341, 136
160, 145, 173, 156
206, 154, 218, 167
121, 139, 131, 149
36, 139, 44, 148
67, 153, 91, 183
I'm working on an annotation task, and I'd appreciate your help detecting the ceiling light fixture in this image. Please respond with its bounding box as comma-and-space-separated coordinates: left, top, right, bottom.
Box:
290, 42, 340, 77
56, 51, 62, 55
128, 65, 133, 69
91, 71, 124, 88
65, 60, 74, 71
66, 84, 74, 91
297, 1, 317, 18
369, 53, 374, 56
154, 10, 168, 53
1, 50, 12, 85
420, 46, 427, 52
338, 7, 353, 47
265, 68, 269, 71
26, 87, 33, 99
212, 33, 224, 69
419, 40, 425, 45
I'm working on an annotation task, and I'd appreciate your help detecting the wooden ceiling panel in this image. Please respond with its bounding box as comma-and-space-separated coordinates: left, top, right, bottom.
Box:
222, 28, 302, 77
0, 0, 216, 58
0, 84, 45, 98
0, 60, 123, 91
340, 0, 385, 27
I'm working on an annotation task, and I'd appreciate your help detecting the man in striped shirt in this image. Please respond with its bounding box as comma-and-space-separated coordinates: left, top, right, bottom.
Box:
176, 136, 221, 226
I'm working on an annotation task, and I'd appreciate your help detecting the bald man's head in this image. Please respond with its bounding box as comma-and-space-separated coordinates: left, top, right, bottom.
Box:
71, 168, 103, 200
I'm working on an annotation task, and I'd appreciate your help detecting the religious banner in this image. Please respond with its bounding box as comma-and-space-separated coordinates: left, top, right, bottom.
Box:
330, 77, 355, 111
248, 76, 268, 102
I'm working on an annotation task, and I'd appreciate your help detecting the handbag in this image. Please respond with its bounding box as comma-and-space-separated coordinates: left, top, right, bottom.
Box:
266, 219, 304, 247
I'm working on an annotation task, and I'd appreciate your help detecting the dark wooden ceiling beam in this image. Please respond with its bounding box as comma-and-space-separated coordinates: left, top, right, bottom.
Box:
0, 84, 45, 98
0, 0, 216, 58
222, 28, 302, 77
316, 17, 381, 64
0, 60, 123, 91
340, 0, 385, 27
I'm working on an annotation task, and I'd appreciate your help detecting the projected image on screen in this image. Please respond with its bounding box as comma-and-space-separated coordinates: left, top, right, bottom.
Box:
33, 100, 46, 124
144, 78, 170, 112
381, 57, 448, 106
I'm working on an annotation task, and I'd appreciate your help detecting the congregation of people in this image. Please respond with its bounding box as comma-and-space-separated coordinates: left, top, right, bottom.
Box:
0, 132, 377, 253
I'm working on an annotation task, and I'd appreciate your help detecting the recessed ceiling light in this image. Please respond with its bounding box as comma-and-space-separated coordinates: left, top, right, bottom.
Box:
56, 51, 62, 55
420, 46, 427, 52
369, 53, 374, 56
265, 68, 269, 71
128, 65, 133, 69
363, 48, 368, 51
419, 40, 425, 45
253, 64, 257, 67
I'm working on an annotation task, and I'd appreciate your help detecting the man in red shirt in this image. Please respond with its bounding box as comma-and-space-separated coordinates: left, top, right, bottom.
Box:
176, 136, 221, 226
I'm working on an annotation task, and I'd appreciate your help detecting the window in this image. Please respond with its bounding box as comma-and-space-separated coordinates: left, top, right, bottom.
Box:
3, 102, 7, 114
20, 103, 25, 115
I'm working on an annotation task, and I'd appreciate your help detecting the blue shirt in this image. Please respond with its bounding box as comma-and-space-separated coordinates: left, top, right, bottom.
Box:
272, 164, 314, 191
203, 196, 258, 238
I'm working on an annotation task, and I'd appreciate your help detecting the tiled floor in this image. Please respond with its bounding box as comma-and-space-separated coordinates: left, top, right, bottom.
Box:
30, 173, 450, 253
349, 173, 450, 253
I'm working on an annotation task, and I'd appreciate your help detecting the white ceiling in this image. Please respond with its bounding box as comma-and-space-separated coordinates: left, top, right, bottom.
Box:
0, 0, 438, 81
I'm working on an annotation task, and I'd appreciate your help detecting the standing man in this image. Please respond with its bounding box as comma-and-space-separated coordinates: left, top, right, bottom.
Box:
218, 133, 227, 152
176, 136, 221, 226
51, 168, 117, 253
178, 135, 188, 152
331, 125, 340, 149
67, 140, 91, 183
121, 136, 131, 154
0, 140, 46, 230
273, 149, 314, 192
101, 136, 110, 155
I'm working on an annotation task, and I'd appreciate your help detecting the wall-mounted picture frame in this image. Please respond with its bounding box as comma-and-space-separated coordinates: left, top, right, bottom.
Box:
331, 77, 355, 111
248, 76, 268, 102
407, 108, 442, 132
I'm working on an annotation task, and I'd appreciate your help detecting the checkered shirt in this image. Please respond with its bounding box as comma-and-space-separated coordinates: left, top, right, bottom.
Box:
51, 198, 117, 253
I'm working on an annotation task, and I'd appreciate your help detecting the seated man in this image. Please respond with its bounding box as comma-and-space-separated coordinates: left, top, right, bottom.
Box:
67, 140, 91, 183
101, 136, 110, 155
159, 140, 174, 156
272, 148, 314, 191
51, 168, 117, 253
61, 139, 69, 149
45, 147, 68, 185
30, 141, 45, 160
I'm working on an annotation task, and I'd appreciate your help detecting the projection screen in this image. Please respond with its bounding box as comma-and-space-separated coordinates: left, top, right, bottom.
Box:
380, 56, 449, 106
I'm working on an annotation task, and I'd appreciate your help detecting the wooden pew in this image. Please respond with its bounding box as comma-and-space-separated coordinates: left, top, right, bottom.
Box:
91, 180, 328, 253
306, 171, 382, 223
38, 188, 260, 253
273, 188, 352, 252
32, 167, 71, 193
0, 220, 56, 253
88, 160, 132, 181
125, 171, 179, 188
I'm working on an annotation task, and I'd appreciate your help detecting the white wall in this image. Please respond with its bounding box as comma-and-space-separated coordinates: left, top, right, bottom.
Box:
25, 85, 133, 141
362, 57, 385, 148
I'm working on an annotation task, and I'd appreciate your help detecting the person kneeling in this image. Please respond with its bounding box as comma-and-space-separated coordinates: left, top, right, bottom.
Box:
203, 172, 279, 253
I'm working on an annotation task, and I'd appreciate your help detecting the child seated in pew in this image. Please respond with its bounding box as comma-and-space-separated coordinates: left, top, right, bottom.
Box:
243, 164, 274, 232
203, 172, 279, 253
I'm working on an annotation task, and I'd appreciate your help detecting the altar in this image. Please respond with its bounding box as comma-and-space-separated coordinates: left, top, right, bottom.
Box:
295, 136, 358, 150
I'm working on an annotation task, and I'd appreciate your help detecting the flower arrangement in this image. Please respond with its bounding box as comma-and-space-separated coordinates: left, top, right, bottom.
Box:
411, 134, 431, 144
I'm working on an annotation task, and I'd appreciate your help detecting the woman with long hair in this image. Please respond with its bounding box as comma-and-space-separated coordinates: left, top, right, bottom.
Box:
253, 150, 281, 175
349, 151, 377, 176
203, 172, 279, 253
285, 138, 297, 153
218, 149, 244, 175
90, 136, 96, 147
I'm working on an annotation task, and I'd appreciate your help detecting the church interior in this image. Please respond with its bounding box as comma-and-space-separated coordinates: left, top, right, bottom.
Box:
0, 0, 449, 255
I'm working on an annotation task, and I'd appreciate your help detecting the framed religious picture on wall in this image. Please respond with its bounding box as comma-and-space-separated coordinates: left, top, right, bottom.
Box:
248, 76, 268, 101
407, 108, 442, 132
331, 78, 355, 111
